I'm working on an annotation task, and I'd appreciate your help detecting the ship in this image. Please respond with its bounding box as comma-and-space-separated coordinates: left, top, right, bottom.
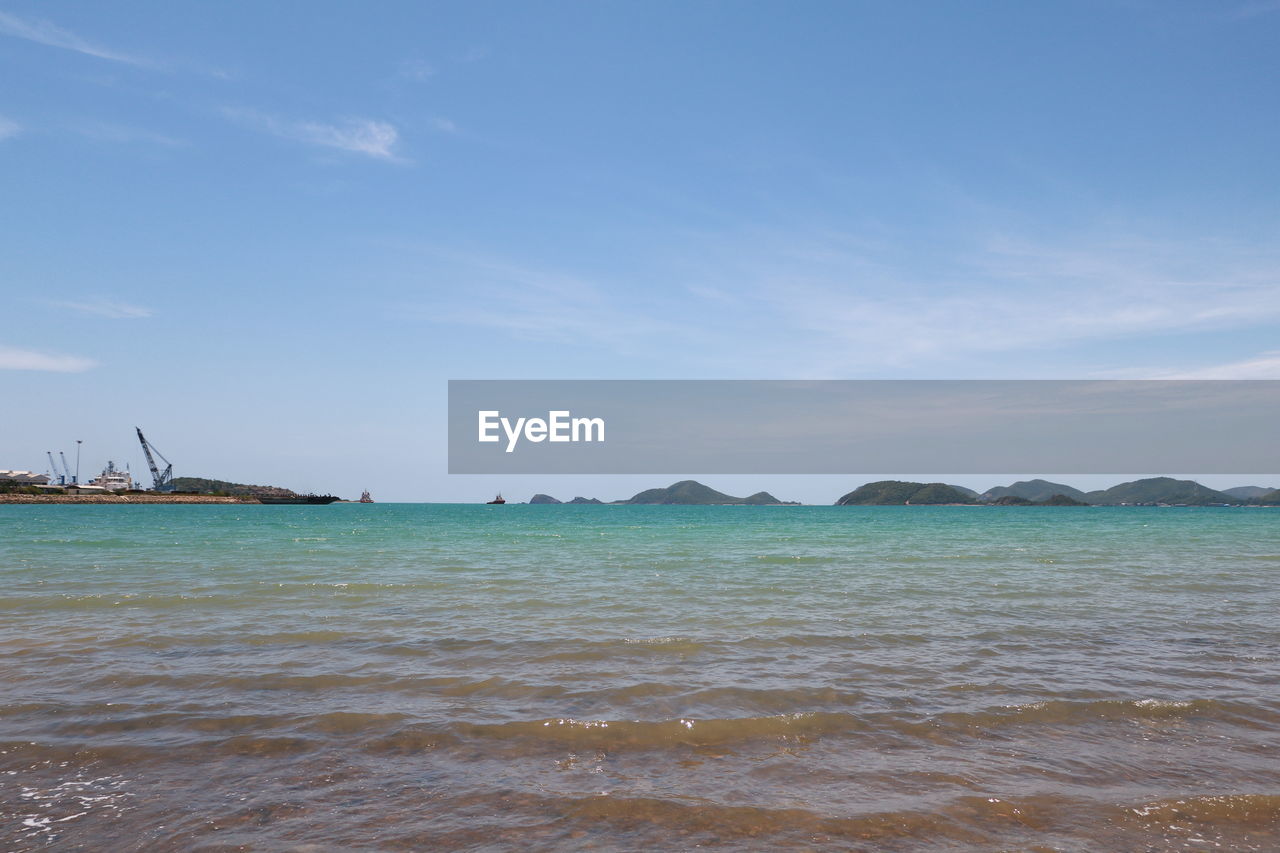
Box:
88, 461, 132, 492
257, 494, 341, 505
486, 493, 506, 504
359, 490, 374, 503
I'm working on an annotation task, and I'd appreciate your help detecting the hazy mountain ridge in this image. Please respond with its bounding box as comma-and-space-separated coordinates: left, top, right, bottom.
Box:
517, 479, 1279, 507
989, 493, 1089, 506
621, 480, 798, 505
980, 479, 1088, 503
1083, 477, 1234, 505
836, 481, 978, 506
1222, 486, 1276, 499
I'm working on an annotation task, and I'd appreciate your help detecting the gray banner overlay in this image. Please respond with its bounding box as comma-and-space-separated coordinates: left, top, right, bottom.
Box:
448, 380, 1279, 474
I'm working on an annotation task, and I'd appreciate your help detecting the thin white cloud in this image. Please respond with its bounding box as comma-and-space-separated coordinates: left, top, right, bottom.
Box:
299, 119, 400, 160
1234, 0, 1280, 17
223, 108, 405, 162
702, 230, 1280, 374
0, 11, 150, 67
398, 59, 435, 81
53, 299, 154, 319
1110, 351, 1280, 380
408, 226, 1280, 378
405, 250, 700, 354
0, 115, 19, 140
430, 117, 458, 134
0, 345, 96, 372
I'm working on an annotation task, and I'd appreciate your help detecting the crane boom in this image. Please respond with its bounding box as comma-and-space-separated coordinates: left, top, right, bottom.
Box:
47, 451, 63, 485
59, 452, 71, 486
135, 427, 174, 492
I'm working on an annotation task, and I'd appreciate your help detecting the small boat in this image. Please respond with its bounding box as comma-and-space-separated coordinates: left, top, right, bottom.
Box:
486, 493, 506, 505
359, 490, 374, 503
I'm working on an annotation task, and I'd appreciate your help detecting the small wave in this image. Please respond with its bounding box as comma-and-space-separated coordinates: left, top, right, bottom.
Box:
367, 711, 867, 754
1127, 793, 1280, 827
932, 697, 1249, 732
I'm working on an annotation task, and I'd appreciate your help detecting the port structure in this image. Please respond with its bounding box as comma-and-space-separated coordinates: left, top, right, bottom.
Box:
47, 452, 66, 485
136, 427, 175, 492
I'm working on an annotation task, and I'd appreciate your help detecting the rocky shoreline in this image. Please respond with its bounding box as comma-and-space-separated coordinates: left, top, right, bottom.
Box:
0, 494, 260, 504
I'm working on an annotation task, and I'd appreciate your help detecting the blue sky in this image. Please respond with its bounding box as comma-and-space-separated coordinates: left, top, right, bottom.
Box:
2, 1, 1279, 501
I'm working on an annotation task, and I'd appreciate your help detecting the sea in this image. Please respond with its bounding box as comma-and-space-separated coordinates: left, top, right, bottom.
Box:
1, 504, 1278, 851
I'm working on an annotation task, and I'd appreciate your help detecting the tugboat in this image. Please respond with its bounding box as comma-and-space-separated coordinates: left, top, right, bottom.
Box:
359, 490, 374, 503
486, 492, 506, 505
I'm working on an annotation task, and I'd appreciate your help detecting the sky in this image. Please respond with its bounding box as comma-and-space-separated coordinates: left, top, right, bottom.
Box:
2, 0, 1279, 502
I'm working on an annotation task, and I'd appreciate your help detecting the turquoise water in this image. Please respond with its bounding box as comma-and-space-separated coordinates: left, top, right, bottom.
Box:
2, 504, 1279, 850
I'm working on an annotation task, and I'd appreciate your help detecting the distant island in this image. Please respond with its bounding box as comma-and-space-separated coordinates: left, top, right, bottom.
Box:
519, 481, 800, 505
620, 480, 800, 505
836, 481, 978, 506
834, 477, 1279, 506
529, 494, 605, 504
988, 494, 1090, 506
1221, 485, 1276, 500
510, 477, 1280, 508
980, 479, 1089, 503
1081, 477, 1238, 506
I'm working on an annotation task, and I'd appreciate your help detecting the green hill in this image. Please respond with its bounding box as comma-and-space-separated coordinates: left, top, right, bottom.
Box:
743, 491, 789, 505
621, 480, 797, 505
567, 496, 604, 504
1083, 477, 1233, 506
836, 481, 978, 506
989, 493, 1089, 506
528, 494, 562, 504
1040, 493, 1090, 506
990, 495, 1035, 506
1223, 486, 1275, 500
1253, 489, 1280, 505
981, 479, 1087, 503
170, 477, 297, 498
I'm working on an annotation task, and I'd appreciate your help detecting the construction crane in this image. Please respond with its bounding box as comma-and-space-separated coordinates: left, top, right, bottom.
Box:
135, 427, 174, 492
47, 451, 64, 485
59, 452, 72, 485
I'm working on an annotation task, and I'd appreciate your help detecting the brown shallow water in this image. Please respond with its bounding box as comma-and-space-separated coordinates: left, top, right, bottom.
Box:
2, 504, 1278, 850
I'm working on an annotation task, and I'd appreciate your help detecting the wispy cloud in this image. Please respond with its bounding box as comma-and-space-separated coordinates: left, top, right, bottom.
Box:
0, 10, 150, 67
1234, 0, 1280, 18
222, 108, 405, 162
1107, 351, 1280, 380
397, 59, 435, 82
678, 229, 1280, 374
0, 115, 19, 140
53, 299, 154, 319
405, 225, 1280, 378
0, 344, 96, 372
406, 251, 702, 354
430, 117, 458, 134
